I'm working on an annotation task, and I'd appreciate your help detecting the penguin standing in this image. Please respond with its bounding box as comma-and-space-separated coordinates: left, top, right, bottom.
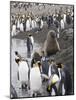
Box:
40, 19, 43, 29
18, 61, 28, 83
31, 19, 36, 29
63, 13, 66, 25
26, 17, 31, 31
29, 34, 34, 51
15, 58, 29, 89
60, 18, 64, 30
11, 22, 16, 36
30, 62, 42, 97
57, 63, 65, 95
20, 22, 24, 32
66, 13, 72, 25
17, 19, 20, 30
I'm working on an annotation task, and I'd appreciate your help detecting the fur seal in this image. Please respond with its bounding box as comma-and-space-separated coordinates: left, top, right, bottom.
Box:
44, 30, 60, 56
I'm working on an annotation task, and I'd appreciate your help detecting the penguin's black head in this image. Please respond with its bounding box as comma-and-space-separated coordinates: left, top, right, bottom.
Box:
56, 63, 63, 68
15, 58, 20, 64
15, 51, 18, 56
49, 30, 56, 38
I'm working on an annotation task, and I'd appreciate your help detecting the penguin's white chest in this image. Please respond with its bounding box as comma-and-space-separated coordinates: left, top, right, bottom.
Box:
20, 23, 24, 31
30, 67, 42, 91
26, 20, 31, 31
61, 20, 64, 29
11, 25, 16, 36
18, 61, 28, 82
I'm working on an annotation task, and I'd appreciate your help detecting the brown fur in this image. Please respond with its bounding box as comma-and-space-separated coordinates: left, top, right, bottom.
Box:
44, 30, 60, 56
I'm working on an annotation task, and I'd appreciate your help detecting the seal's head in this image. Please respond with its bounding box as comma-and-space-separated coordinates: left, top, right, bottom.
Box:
48, 30, 56, 38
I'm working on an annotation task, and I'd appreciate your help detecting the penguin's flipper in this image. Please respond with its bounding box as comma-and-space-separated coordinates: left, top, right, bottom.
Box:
17, 71, 19, 80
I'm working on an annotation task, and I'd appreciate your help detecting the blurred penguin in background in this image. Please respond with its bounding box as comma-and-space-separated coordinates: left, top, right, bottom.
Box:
31, 17, 36, 30
20, 20, 24, 32
63, 12, 66, 27
66, 9, 72, 25
26, 35, 31, 58
17, 18, 20, 30
60, 17, 64, 30
29, 34, 34, 51
40, 18, 44, 29
26, 16, 31, 31
11, 21, 16, 36
41, 51, 49, 77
